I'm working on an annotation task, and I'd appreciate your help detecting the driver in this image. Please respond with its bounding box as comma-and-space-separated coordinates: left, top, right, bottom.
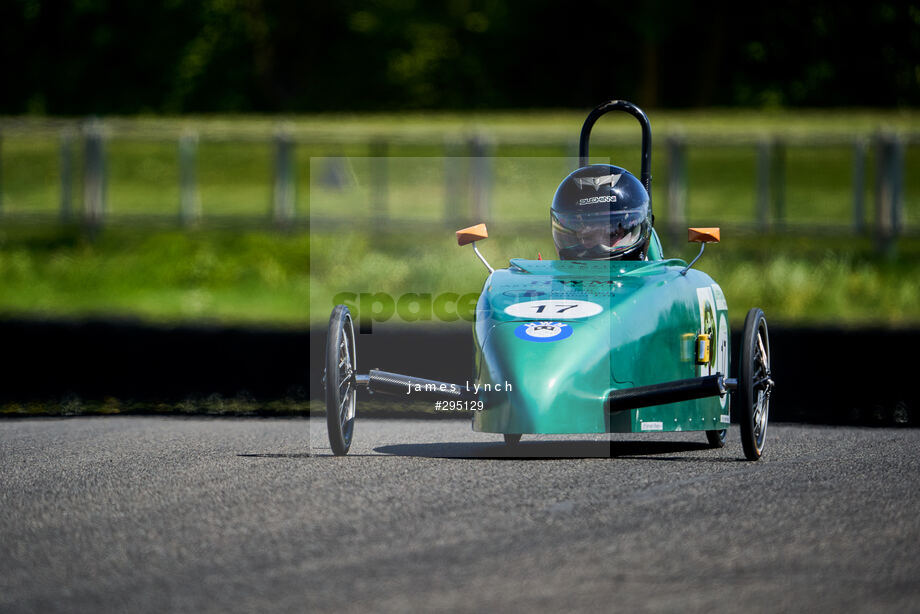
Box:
551, 164, 651, 260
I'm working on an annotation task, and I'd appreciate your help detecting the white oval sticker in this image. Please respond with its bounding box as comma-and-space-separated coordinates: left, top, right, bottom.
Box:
504, 299, 603, 320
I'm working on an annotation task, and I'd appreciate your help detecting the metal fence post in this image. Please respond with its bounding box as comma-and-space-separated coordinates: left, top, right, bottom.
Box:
60, 129, 75, 222
369, 140, 388, 224
873, 133, 901, 256
179, 130, 200, 226
665, 134, 687, 242
469, 134, 493, 223
82, 119, 106, 228
890, 134, 904, 237
874, 134, 889, 251
756, 138, 771, 232
772, 139, 786, 231
272, 129, 295, 228
566, 140, 580, 172
852, 138, 867, 234
443, 137, 464, 226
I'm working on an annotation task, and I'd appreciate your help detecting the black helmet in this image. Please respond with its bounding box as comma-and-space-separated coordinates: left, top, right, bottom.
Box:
551, 164, 651, 261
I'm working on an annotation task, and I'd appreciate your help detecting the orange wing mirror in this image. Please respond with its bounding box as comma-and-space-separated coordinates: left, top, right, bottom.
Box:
456, 223, 488, 246
681, 227, 720, 276
688, 227, 720, 243
456, 223, 493, 273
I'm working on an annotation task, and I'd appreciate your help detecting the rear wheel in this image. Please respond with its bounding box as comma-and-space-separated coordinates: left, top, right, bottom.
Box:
738, 308, 773, 461
706, 429, 727, 448
503, 434, 522, 446
325, 305, 357, 456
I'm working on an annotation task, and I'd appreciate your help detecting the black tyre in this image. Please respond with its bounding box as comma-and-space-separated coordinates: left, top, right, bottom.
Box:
325, 305, 357, 456
503, 434, 522, 446
738, 308, 774, 461
706, 429, 727, 448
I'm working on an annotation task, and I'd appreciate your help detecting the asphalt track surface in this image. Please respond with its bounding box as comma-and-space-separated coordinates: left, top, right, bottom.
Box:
2, 417, 919, 613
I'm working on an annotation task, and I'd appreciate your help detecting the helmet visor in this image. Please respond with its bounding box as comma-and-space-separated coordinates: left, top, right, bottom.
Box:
552, 204, 650, 257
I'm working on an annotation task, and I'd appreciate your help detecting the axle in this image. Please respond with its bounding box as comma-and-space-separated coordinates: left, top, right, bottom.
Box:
356, 369, 477, 401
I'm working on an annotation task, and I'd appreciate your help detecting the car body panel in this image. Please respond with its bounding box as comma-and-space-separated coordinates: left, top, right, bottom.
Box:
471, 242, 730, 434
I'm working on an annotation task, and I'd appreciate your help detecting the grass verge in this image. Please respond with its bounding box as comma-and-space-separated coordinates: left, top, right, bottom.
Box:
1, 226, 920, 327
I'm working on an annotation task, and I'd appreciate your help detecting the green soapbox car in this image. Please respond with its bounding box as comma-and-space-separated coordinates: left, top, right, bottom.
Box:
323, 100, 774, 460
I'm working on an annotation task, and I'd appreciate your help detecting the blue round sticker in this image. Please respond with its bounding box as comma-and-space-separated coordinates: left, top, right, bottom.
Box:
514, 321, 573, 343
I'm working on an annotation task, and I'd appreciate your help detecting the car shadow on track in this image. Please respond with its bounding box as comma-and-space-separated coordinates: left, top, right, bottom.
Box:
237, 453, 312, 458
372, 439, 726, 460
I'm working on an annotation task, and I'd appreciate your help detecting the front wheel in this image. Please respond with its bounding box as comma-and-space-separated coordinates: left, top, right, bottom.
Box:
738, 308, 774, 461
325, 305, 357, 456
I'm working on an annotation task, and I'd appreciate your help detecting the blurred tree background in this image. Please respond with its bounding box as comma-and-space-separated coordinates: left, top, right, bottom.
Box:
1, 0, 919, 331
2, 0, 918, 114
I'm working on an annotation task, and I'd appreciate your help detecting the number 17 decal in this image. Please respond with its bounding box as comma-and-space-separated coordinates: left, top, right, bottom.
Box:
504, 299, 603, 319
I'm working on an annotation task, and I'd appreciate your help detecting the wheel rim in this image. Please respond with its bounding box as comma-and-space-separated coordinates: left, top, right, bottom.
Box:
338, 313, 357, 444
751, 319, 772, 451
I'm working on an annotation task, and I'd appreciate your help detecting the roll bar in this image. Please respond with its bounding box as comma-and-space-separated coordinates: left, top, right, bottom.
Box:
578, 100, 652, 199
